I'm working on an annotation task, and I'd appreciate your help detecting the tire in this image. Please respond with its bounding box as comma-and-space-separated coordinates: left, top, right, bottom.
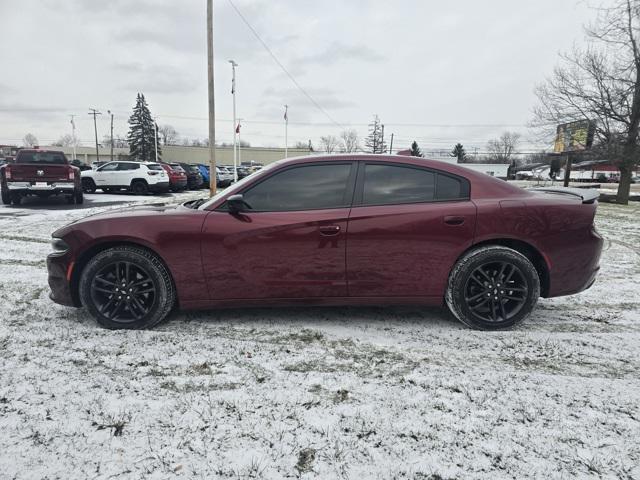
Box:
131, 180, 148, 195
1, 186, 10, 205
74, 189, 84, 204
446, 246, 540, 330
11, 194, 21, 206
82, 178, 96, 194
79, 246, 175, 329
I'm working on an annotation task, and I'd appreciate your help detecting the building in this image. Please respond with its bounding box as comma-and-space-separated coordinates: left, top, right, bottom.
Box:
40, 144, 313, 166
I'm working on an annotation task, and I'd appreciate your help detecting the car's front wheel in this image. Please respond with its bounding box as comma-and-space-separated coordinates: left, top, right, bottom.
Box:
446, 246, 540, 330
79, 246, 175, 329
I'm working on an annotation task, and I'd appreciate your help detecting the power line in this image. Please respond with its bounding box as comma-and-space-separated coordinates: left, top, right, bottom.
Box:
226, 0, 343, 129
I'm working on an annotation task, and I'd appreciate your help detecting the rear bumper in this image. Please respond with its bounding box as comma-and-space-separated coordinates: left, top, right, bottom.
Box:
47, 253, 78, 307
547, 228, 604, 297
148, 181, 170, 193
170, 178, 188, 189
6, 181, 76, 193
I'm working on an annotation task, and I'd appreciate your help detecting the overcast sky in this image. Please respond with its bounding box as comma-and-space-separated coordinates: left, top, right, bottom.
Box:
0, 0, 595, 153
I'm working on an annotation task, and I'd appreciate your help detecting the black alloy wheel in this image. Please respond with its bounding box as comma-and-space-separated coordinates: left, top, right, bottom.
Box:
90, 261, 156, 323
79, 246, 175, 329
463, 261, 528, 323
446, 246, 540, 330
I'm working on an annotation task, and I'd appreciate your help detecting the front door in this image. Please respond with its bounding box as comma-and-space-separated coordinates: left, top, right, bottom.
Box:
201, 162, 356, 300
346, 162, 477, 298
94, 162, 120, 187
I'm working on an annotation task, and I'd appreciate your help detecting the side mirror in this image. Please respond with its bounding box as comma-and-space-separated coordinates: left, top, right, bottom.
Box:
227, 194, 250, 214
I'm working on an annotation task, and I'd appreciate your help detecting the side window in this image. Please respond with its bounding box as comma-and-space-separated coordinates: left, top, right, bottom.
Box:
119, 163, 140, 171
436, 173, 468, 200
242, 164, 352, 212
362, 164, 435, 206
99, 162, 119, 172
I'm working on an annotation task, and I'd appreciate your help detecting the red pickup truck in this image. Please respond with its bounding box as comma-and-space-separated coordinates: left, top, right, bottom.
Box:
0, 149, 83, 205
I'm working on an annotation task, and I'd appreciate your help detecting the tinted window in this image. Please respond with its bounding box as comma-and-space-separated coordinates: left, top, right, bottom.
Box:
118, 163, 140, 171
436, 173, 465, 200
99, 162, 119, 172
146, 164, 163, 171
16, 152, 66, 165
243, 164, 352, 211
363, 164, 435, 205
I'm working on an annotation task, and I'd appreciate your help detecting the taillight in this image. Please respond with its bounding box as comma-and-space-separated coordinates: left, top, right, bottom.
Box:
148, 170, 159, 176
5, 166, 11, 180
68, 168, 75, 180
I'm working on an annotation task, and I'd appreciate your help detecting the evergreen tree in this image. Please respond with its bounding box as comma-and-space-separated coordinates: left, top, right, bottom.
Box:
127, 93, 161, 162
410, 140, 423, 157
365, 115, 387, 154
450, 143, 466, 162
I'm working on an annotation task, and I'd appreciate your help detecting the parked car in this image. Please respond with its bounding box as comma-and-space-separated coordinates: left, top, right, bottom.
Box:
160, 163, 188, 192
81, 161, 169, 195
1, 149, 83, 205
48, 154, 603, 330
70, 159, 92, 171
174, 163, 203, 190
195, 164, 211, 188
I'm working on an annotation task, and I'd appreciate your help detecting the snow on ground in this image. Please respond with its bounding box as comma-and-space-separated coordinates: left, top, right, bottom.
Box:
0, 196, 639, 479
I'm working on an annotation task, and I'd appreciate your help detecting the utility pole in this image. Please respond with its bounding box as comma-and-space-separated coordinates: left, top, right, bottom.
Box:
229, 59, 238, 182
284, 105, 289, 158
88, 108, 102, 163
237, 118, 243, 172
107, 110, 114, 162
389, 133, 394, 154
207, 0, 217, 196
154, 117, 159, 163
69, 115, 77, 161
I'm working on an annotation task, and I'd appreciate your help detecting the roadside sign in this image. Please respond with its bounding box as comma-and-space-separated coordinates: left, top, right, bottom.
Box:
553, 120, 595, 153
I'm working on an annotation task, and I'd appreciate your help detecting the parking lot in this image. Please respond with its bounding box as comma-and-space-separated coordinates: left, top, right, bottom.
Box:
0, 197, 638, 478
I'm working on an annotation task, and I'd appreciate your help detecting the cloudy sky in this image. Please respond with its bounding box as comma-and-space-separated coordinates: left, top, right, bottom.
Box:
0, 0, 595, 154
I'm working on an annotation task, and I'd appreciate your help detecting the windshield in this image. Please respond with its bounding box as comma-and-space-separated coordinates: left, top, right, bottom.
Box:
197, 161, 281, 210
16, 152, 67, 164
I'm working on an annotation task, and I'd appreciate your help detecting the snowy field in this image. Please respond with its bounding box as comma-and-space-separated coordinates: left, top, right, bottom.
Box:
0, 195, 639, 479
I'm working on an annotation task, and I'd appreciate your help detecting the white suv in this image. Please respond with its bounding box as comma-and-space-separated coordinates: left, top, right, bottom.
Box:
81, 161, 169, 195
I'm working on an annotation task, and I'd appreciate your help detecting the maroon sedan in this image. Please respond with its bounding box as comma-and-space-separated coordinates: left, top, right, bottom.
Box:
47, 155, 602, 330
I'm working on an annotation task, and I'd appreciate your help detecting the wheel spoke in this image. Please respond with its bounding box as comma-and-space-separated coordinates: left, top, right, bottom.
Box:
95, 275, 116, 287
499, 299, 508, 321
465, 291, 488, 302
490, 299, 497, 321
93, 286, 114, 294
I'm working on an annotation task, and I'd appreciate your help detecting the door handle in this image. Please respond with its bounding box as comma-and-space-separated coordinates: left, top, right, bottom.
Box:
444, 215, 465, 226
319, 225, 341, 236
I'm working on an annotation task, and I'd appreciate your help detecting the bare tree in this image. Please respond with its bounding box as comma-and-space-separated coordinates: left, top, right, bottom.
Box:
52, 134, 80, 147
22, 133, 38, 147
319, 135, 340, 153
158, 125, 179, 146
486, 132, 521, 164
340, 129, 359, 152
533, 0, 640, 204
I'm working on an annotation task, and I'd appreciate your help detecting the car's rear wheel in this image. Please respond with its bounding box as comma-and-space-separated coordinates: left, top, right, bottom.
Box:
1, 186, 10, 205
131, 180, 148, 195
446, 246, 540, 330
82, 178, 96, 194
79, 246, 175, 329
10, 193, 21, 206
74, 189, 84, 204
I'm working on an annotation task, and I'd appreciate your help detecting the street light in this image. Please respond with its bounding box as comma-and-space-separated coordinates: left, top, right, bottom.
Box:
229, 59, 238, 182
107, 110, 114, 162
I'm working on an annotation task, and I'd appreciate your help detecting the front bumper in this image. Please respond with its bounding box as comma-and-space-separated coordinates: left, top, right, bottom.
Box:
7, 181, 76, 192
47, 253, 78, 307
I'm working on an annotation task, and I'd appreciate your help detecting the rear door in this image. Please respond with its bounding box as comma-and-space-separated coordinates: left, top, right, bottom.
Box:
346, 162, 477, 298
116, 162, 141, 186
201, 162, 356, 299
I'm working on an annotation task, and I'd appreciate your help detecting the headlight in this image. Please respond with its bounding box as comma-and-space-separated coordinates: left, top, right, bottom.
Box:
51, 237, 70, 255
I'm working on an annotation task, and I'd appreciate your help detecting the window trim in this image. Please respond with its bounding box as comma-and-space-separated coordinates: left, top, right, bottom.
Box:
217, 161, 358, 213
353, 161, 471, 207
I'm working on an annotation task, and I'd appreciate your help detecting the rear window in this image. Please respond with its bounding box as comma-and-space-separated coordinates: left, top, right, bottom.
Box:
170, 165, 185, 173
186, 165, 200, 173
146, 164, 164, 171
16, 152, 67, 165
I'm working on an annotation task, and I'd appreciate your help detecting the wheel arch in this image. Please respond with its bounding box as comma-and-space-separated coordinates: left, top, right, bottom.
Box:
69, 240, 178, 307
459, 238, 550, 298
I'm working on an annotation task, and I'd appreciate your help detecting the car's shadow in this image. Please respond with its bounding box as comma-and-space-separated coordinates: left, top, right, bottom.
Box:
167, 305, 463, 330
